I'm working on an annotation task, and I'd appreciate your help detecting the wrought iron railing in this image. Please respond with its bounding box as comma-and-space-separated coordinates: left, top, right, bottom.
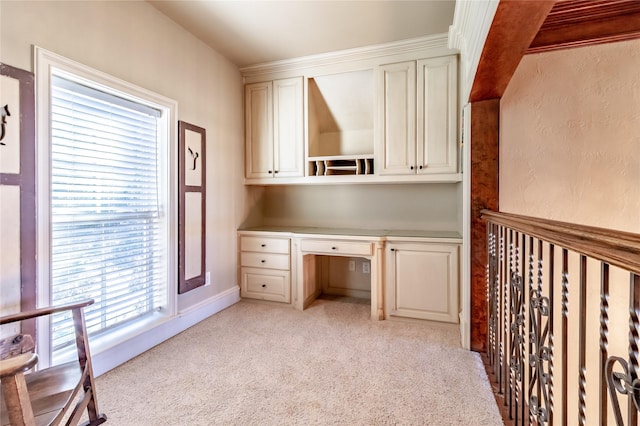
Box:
482, 210, 640, 425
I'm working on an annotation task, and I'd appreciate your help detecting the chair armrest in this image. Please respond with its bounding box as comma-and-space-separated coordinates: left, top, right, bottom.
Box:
0, 353, 38, 378
0, 299, 94, 325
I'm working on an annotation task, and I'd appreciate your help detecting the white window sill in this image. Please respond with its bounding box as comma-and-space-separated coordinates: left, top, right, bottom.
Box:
51, 310, 172, 366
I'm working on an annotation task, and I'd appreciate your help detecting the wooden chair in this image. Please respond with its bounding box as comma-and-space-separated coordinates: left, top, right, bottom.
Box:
0, 299, 107, 426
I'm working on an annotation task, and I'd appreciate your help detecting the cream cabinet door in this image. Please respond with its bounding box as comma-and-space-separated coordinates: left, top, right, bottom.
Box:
245, 81, 274, 179
417, 56, 458, 175
273, 77, 304, 177
377, 55, 458, 177
245, 78, 303, 180
386, 242, 459, 323
377, 61, 416, 176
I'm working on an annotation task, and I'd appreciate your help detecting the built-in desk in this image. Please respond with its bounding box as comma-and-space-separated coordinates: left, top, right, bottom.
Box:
238, 227, 462, 322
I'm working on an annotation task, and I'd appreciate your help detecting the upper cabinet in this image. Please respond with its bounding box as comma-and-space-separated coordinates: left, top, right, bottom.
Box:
245, 77, 304, 179
377, 55, 458, 176
241, 34, 459, 185
376, 61, 416, 176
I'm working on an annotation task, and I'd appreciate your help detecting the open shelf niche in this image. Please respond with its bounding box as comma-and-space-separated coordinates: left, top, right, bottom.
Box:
307, 69, 374, 176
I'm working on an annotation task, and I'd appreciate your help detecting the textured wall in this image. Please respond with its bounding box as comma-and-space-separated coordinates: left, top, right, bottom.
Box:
500, 40, 640, 424
500, 39, 640, 233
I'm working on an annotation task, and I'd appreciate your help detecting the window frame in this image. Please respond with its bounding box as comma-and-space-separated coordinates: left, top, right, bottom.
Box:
35, 46, 178, 367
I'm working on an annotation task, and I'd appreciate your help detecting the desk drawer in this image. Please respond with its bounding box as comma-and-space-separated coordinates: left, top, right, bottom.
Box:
300, 239, 373, 256
241, 268, 290, 303
240, 252, 290, 270
240, 236, 290, 254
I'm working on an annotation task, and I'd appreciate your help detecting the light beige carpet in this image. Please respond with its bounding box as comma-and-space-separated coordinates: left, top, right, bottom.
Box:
92, 298, 503, 425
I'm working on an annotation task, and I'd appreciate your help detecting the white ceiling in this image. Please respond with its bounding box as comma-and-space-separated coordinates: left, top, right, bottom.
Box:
148, 1, 456, 68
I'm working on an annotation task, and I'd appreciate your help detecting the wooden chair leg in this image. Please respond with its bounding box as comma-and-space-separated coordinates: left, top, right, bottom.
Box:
1, 371, 35, 426
72, 307, 107, 426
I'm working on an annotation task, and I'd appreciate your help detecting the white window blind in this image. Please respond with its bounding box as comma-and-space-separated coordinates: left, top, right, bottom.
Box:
50, 74, 167, 354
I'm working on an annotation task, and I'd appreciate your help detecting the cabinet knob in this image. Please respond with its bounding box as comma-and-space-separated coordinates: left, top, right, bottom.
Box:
268, 170, 273, 174
261, 259, 266, 263
331, 246, 337, 250
261, 244, 266, 247
419, 165, 423, 170
262, 284, 266, 288
390, 248, 395, 251
410, 166, 414, 170
274, 170, 279, 174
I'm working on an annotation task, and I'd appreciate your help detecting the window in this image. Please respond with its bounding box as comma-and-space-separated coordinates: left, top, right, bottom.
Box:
36, 48, 177, 365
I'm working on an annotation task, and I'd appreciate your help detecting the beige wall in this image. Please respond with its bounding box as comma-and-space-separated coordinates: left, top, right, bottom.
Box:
500, 39, 640, 234
252, 183, 461, 232
0, 1, 246, 312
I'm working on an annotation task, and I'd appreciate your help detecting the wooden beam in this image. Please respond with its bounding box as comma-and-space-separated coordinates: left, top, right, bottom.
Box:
469, 0, 556, 102
469, 99, 500, 352
467, 1, 554, 350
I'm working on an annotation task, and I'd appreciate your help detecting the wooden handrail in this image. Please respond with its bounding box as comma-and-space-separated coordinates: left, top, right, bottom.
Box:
0, 299, 94, 325
481, 210, 640, 275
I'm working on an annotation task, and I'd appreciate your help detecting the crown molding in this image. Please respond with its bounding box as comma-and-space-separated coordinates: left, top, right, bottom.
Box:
240, 33, 455, 78
448, 0, 499, 103
527, 0, 640, 54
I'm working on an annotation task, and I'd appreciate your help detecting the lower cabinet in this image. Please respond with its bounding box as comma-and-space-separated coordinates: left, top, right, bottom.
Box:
239, 232, 292, 303
385, 241, 459, 323
238, 231, 460, 320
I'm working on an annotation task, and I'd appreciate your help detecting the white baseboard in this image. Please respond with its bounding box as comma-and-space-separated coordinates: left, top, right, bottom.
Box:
92, 286, 240, 376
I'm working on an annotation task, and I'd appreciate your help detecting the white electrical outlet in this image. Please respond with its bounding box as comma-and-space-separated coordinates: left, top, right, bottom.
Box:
349, 260, 356, 271
362, 262, 370, 274
205, 272, 211, 286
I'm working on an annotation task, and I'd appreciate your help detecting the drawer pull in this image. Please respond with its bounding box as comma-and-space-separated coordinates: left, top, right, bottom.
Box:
331, 246, 337, 250
261, 284, 267, 288
261, 259, 266, 263
261, 244, 266, 247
